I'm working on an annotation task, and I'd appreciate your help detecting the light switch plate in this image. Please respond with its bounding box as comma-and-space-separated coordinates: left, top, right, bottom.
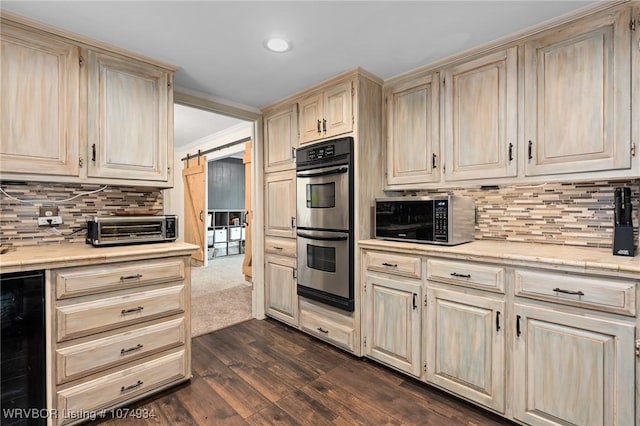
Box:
39, 206, 59, 217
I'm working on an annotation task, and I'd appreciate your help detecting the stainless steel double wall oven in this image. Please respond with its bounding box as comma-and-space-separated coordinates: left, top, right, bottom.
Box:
296, 137, 354, 311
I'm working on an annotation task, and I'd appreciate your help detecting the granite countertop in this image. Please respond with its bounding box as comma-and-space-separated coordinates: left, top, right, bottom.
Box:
0, 242, 199, 273
359, 239, 640, 277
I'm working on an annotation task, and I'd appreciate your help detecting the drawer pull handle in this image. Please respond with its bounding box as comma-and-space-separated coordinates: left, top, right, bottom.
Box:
120, 344, 144, 356
553, 288, 584, 296
120, 380, 143, 393
516, 315, 522, 337
273, 246, 283, 250
382, 262, 398, 267
120, 274, 143, 281
450, 272, 471, 278
317, 327, 329, 334
121, 306, 144, 315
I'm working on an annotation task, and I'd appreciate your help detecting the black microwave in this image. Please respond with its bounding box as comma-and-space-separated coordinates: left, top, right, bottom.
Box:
374, 196, 475, 245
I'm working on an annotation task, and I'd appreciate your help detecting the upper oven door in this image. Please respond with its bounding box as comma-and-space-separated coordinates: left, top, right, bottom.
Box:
296, 164, 350, 230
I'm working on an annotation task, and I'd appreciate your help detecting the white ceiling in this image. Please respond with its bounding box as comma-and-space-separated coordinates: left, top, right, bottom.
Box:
2, 1, 596, 110
173, 104, 247, 148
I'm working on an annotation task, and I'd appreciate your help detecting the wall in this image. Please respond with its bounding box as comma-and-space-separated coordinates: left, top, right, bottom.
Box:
413, 179, 640, 249
208, 158, 245, 210
166, 122, 253, 242
0, 182, 162, 247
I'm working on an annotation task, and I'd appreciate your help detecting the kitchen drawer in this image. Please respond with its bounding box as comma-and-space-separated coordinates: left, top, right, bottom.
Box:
299, 299, 356, 352
515, 269, 636, 316
56, 317, 186, 384
54, 258, 185, 299
56, 349, 187, 425
265, 236, 296, 258
427, 259, 505, 293
56, 285, 185, 342
365, 251, 422, 279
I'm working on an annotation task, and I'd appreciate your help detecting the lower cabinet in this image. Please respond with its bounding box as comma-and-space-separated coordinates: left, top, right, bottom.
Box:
265, 253, 298, 326
50, 255, 192, 425
512, 303, 636, 426
426, 286, 506, 413
363, 273, 422, 377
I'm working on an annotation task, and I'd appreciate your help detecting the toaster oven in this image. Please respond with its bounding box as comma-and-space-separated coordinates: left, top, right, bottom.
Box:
86, 215, 178, 247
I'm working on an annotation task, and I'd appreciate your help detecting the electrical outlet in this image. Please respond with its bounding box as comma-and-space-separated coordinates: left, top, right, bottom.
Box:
39, 206, 58, 218
37, 216, 63, 226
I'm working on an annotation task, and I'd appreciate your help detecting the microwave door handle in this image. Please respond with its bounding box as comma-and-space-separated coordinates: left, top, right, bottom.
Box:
296, 232, 348, 242
296, 167, 348, 179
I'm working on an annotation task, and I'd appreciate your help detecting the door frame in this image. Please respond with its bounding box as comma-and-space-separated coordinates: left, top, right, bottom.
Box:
174, 90, 265, 320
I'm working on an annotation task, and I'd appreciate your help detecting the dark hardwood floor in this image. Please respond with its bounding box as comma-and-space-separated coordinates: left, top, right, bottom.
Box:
97, 318, 514, 425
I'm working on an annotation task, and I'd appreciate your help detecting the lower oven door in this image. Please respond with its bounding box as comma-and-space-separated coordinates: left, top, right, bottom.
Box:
296, 229, 353, 311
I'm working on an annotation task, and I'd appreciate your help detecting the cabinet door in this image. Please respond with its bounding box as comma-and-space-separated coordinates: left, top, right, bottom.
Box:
513, 303, 635, 426
444, 48, 517, 181
426, 287, 505, 413
524, 7, 631, 176
264, 104, 298, 172
264, 170, 296, 238
265, 254, 298, 326
323, 81, 353, 139
299, 92, 323, 144
87, 50, 170, 182
363, 273, 421, 377
386, 73, 440, 187
0, 24, 80, 176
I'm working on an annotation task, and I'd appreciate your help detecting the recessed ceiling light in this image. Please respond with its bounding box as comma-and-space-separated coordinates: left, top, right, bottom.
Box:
264, 37, 292, 53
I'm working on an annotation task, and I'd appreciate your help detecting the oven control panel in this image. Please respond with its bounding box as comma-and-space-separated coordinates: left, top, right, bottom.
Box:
307, 144, 335, 160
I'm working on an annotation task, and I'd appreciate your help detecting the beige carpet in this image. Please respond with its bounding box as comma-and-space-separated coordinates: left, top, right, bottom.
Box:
190, 255, 253, 337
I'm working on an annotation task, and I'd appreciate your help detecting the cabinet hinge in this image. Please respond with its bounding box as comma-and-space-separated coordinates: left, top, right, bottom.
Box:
631, 142, 636, 157
442, 77, 445, 85
78, 157, 83, 168
351, 84, 355, 97
79, 55, 84, 67
385, 96, 388, 105
423, 363, 427, 373
167, 166, 171, 174
630, 18, 637, 32
363, 283, 367, 292
363, 337, 366, 348
636, 340, 640, 357
168, 81, 172, 88
424, 294, 427, 307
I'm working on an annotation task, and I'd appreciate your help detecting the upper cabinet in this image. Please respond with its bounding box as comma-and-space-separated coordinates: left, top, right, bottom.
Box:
263, 103, 298, 173
87, 50, 171, 182
443, 47, 518, 181
299, 80, 353, 145
524, 7, 632, 177
0, 23, 80, 177
385, 72, 440, 188
0, 14, 176, 187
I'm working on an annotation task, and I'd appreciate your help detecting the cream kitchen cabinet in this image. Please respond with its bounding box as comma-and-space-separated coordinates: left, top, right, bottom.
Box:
0, 22, 81, 177
51, 255, 191, 425
426, 286, 506, 413
0, 13, 175, 187
265, 253, 298, 327
264, 170, 296, 238
524, 6, 632, 177
443, 47, 518, 181
264, 103, 298, 173
384, 71, 440, 188
299, 80, 353, 145
513, 303, 635, 426
363, 271, 422, 377
87, 49, 171, 183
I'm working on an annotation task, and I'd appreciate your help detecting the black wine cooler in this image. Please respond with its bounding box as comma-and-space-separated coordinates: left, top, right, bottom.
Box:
1, 270, 46, 426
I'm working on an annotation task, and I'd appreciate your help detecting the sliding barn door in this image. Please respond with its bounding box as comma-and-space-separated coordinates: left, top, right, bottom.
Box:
183, 156, 206, 264
242, 142, 253, 281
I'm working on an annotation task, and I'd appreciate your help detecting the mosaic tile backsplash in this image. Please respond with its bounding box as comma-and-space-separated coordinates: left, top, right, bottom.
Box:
0, 182, 163, 246
0, 179, 638, 250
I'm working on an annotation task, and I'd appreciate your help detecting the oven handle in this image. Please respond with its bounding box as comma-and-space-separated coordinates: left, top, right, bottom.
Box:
297, 232, 348, 242
296, 167, 348, 179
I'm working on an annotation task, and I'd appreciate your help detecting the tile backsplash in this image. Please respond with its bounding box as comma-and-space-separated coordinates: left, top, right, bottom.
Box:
0, 182, 163, 246
411, 179, 640, 249
1, 179, 638, 250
